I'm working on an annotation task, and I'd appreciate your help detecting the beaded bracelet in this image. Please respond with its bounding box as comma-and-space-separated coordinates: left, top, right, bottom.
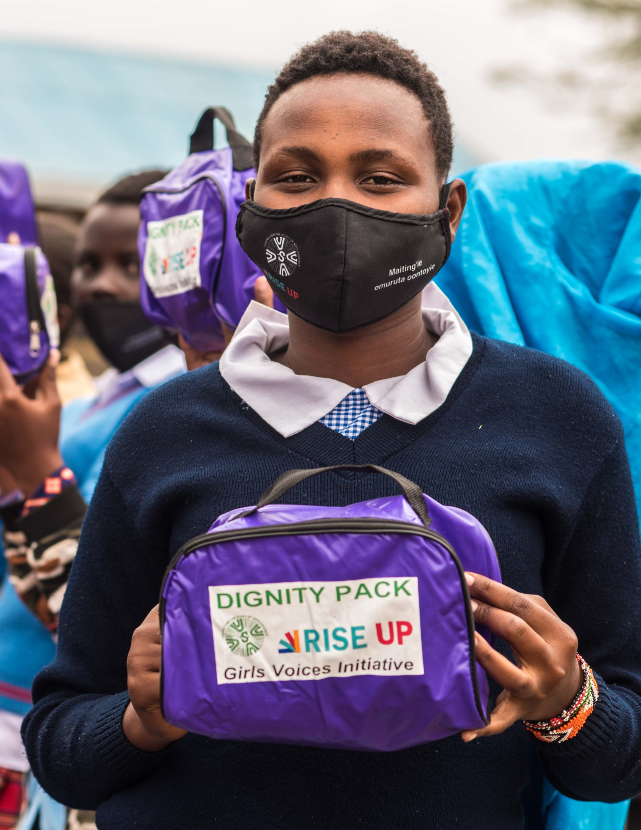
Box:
523, 654, 598, 744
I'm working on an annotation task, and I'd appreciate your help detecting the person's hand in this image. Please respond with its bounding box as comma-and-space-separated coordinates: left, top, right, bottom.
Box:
213, 276, 276, 350
253, 275, 274, 309
0, 352, 63, 497
0, 464, 21, 499
177, 333, 223, 371
461, 573, 583, 742
123, 605, 187, 751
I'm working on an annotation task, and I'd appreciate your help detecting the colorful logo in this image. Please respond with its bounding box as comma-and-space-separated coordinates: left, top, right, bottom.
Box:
265, 233, 300, 277
279, 630, 300, 653
223, 616, 267, 656
147, 246, 159, 277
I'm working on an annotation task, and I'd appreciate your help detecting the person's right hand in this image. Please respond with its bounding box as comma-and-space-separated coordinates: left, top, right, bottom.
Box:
123, 604, 187, 751
0, 352, 63, 497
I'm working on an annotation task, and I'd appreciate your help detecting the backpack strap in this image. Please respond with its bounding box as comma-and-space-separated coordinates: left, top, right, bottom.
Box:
248, 464, 431, 527
189, 106, 254, 171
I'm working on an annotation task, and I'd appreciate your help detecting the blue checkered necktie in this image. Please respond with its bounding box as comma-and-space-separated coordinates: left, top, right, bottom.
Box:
319, 388, 383, 440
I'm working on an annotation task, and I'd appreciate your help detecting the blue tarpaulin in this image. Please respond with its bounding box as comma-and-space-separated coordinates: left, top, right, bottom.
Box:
437, 158, 641, 513
436, 158, 641, 830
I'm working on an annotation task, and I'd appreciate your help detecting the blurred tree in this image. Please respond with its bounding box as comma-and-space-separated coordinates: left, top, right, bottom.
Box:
493, 0, 641, 147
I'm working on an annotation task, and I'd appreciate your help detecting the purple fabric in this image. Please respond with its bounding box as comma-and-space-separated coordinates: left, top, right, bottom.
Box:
161, 492, 501, 752
0, 245, 52, 382
139, 147, 285, 351
0, 160, 38, 246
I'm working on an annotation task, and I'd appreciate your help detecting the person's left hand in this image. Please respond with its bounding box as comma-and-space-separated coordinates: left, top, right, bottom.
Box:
461, 572, 583, 742
177, 333, 224, 371
0, 352, 63, 497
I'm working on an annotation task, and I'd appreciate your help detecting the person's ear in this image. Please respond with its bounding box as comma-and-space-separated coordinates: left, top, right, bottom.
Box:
445, 179, 467, 243
245, 178, 256, 201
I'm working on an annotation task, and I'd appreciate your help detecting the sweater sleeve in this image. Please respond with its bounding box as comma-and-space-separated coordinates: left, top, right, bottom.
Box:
21, 464, 172, 810
539, 435, 641, 802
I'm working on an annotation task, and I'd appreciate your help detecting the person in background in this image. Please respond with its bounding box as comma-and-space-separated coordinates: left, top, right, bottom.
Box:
0, 170, 186, 830
36, 212, 95, 405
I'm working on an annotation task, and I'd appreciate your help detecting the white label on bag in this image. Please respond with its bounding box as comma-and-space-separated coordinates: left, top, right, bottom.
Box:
209, 577, 424, 684
143, 210, 203, 297
40, 274, 60, 349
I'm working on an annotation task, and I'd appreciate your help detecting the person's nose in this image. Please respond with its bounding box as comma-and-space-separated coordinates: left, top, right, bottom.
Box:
316, 173, 360, 202
83, 265, 129, 302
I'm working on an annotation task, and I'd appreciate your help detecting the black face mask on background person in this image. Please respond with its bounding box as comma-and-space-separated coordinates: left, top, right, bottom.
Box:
236, 184, 452, 332
79, 302, 170, 373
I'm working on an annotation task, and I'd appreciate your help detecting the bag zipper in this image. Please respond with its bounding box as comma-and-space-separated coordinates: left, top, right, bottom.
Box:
24, 247, 45, 357
159, 517, 490, 724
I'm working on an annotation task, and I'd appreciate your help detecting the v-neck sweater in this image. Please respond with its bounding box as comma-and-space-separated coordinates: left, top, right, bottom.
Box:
23, 333, 641, 830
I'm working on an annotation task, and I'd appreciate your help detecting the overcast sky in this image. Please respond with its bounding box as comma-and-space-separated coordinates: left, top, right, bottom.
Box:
1, 0, 635, 166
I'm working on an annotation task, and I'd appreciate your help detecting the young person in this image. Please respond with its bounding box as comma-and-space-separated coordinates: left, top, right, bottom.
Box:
22, 32, 641, 830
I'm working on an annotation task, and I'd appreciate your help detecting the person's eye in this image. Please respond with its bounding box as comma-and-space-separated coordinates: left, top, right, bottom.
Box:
76, 256, 99, 279
276, 173, 316, 186
360, 174, 403, 187
122, 258, 140, 279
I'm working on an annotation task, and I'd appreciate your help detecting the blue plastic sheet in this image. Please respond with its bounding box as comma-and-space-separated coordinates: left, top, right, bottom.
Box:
437, 159, 641, 511
436, 159, 641, 830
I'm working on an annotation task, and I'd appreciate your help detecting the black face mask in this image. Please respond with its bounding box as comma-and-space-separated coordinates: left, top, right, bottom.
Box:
79, 302, 170, 373
236, 185, 451, 332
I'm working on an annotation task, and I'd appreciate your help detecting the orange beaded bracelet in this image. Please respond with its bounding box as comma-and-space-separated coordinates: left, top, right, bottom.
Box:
523, 655, 599, 744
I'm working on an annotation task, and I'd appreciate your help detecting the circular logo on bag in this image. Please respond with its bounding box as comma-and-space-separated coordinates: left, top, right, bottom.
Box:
223, 615, 267, 657
264, 233, 300, 278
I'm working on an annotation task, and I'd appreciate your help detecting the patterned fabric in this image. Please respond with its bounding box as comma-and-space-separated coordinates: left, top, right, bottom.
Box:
0, 768, 25, 828
21, 467, 77, 517
320, 388, 383, 440
1, 472, 86, 633
0, 491, 24, 510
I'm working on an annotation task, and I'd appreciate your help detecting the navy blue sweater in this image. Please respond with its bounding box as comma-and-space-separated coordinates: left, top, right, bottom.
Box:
23, 334, 641, 830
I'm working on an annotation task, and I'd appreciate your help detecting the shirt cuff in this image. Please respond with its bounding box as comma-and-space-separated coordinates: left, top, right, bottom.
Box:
94, 692, 171, 783
536, 672, 628, 764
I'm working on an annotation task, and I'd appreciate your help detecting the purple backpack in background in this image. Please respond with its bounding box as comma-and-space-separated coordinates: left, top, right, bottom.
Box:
0, 245, 58, 383
160, 464, 501, 752
139, 107, 284, 351
0, 160, 59, 383
0, 160, 38, 246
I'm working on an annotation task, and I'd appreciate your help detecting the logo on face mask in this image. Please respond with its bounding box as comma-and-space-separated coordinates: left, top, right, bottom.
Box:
264, 233, 300, 278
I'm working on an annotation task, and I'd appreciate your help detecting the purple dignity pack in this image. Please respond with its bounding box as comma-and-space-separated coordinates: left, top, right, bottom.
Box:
0, 246, 59, 384
0, 160, 38, 246
139, 107, 282, 352
160, 464, 501, 752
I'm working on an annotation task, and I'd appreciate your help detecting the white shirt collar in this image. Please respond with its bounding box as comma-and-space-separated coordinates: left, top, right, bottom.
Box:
93, 345, 187, 403
219, 283, 473, 438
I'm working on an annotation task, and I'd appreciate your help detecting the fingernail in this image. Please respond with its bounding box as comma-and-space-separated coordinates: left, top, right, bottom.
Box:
465, 572, 475, 587
463, 732, 478, 743
471, 600, 479, 612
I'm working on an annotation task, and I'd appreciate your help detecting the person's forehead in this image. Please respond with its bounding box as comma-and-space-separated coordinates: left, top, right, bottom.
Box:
79, 203, 140, 249
261, 73, 432, 159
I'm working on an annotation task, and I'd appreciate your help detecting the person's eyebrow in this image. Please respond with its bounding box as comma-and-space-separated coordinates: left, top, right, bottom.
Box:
273, 146, 322, 162
350, 148, 412, 165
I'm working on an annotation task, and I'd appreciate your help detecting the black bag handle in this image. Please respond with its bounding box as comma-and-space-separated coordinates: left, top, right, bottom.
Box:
189, 106, 253, 171
246, 464, 431, 527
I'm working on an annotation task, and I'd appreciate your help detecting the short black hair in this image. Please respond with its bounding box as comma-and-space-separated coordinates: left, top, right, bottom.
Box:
254, 31, 453, 181
97, 169, 168, 206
